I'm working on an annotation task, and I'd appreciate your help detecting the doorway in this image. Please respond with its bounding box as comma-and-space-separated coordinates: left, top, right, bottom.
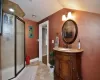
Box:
42, 27, 47, 64
39, 21, 49, 66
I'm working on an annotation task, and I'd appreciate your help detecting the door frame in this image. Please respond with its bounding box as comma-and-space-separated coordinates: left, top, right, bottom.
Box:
39, 20, 49, 66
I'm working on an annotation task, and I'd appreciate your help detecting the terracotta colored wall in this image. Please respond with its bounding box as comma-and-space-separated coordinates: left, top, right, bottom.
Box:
24, 19, 39, 59
39, 8, 100, 80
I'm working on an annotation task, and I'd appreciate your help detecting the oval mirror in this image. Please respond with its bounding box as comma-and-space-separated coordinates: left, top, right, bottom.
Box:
62, 19, 78, 44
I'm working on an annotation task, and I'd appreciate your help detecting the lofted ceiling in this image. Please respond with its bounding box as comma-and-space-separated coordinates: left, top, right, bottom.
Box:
10, 0, 100, 22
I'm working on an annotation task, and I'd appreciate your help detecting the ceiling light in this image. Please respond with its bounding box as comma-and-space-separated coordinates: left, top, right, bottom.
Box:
32, 15, 36, 17
9, 8, 14, 12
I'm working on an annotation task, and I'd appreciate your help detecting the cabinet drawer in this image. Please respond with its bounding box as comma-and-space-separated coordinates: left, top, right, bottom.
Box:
62, 55, 70, 61
54, 73, 60, 80
55, 54, 70, 61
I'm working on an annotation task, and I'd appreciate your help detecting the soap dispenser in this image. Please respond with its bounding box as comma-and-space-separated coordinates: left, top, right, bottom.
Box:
78, 39, 81, 49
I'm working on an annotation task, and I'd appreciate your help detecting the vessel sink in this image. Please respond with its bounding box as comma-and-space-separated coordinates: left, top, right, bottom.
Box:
53, 47, 83, 53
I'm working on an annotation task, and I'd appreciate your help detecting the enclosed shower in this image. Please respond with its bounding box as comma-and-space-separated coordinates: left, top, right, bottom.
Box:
1, 12, 25, 80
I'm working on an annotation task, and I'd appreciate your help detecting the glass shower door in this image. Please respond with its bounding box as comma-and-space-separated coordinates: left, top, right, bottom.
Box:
1, 13, 15, 80
16, 17, 25, 76
1, 12, 25, 80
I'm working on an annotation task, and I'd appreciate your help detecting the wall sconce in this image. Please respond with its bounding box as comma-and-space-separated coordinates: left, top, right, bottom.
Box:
62, 12, 73, 21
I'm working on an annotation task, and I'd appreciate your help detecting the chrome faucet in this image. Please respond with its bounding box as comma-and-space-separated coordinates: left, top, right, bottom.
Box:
64, 44, 72, 48
67, 44, 72, 48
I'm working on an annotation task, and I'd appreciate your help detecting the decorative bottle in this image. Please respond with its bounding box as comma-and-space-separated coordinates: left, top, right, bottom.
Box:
54, 33, 59, 48
78, 39, 81, 49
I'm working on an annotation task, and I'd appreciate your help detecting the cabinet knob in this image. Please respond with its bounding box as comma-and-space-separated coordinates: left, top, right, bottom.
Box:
68, 60, 72, 64
72, 68, 75, 71
77, 72, 81, 80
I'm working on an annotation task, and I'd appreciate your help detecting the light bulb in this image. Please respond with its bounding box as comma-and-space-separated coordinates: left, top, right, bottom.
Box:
62, 15, 67, 21
67, 12, 73, 19
9, 8, 14, 12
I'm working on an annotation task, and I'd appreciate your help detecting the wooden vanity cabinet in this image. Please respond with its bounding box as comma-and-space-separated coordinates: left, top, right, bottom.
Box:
54, 51, 82, 80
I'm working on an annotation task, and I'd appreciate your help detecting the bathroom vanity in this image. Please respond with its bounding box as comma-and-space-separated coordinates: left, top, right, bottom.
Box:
53, 19, 83, 80
53, 47, 83, 80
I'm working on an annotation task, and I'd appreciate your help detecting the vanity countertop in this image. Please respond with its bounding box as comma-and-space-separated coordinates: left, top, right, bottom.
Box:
53, 47, 83, 53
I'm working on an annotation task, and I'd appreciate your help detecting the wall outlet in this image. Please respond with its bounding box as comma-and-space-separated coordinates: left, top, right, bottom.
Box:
52, 40, 54, 43
37, 39, 39, 42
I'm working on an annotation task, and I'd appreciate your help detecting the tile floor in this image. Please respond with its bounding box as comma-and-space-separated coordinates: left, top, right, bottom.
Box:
12, 61, 54, 80
2, 64, 24, 80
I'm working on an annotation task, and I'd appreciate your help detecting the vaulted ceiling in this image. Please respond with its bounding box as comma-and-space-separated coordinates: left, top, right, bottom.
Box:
10, 0, 100, 22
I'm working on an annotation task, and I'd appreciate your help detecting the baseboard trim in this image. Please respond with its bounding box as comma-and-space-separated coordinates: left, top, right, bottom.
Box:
30, 58, 39, 63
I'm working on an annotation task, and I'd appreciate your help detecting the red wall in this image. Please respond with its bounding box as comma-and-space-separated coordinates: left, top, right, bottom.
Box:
24, 19, 39, 59
39, 8, 100, 80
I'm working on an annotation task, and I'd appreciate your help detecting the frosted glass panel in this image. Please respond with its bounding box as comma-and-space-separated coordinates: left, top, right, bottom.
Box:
16, 18, 25, 74
1, 13, 25, 79
1, 13, 15, 80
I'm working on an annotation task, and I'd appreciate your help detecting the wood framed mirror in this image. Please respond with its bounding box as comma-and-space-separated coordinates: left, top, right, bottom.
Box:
62, 19, 78, 44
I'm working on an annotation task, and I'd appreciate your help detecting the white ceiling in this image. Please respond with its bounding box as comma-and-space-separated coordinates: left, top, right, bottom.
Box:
10, 0, 100, 22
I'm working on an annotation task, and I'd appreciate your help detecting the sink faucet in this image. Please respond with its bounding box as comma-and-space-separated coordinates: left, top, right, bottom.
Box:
64, 44, 72, 48
68, 44, 72, 48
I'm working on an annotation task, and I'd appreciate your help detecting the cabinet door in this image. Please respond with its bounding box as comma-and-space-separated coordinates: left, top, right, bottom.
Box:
74, 55, 82, 80
60, 60, 72, 80
71, 56, 77, 80
55, 56, 60, 75
54, 73, 61, 80
72, 55, 82, 80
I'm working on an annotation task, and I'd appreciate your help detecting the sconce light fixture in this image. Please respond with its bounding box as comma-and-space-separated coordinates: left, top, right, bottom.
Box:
62, 12, 73, 21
